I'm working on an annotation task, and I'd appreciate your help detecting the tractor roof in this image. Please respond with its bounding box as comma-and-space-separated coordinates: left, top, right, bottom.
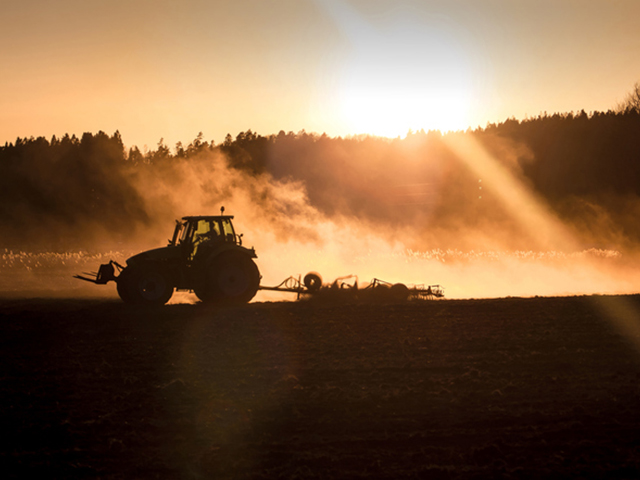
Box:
182, 215, 234, 221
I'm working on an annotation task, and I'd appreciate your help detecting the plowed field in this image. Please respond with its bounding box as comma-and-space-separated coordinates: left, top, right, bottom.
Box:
2, 295, 640, 479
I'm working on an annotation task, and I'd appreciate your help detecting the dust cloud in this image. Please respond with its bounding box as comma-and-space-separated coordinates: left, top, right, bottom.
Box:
124, 144, 640, 301
2, 131, 640, 300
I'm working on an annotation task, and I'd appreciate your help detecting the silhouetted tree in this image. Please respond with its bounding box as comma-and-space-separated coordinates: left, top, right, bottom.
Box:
128, 146, 144, 164
617, 81, 640, 113
146, 138, 171, 164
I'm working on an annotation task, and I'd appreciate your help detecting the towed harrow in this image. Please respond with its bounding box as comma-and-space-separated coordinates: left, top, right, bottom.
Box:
260, 272, 444, 301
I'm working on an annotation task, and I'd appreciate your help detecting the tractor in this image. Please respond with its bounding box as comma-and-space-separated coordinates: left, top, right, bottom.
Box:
76, 208, 260, 306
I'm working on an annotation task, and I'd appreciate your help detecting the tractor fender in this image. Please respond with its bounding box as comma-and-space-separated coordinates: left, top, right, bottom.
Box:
206, 244, 257, 262
125, 245, 182, 267
194, 244, 258, 283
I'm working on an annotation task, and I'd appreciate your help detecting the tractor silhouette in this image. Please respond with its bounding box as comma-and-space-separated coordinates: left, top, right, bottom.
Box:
76, 208, 260, 306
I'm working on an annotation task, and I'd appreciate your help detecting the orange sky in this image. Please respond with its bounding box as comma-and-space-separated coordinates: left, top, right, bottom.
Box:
2, 0, 640, 149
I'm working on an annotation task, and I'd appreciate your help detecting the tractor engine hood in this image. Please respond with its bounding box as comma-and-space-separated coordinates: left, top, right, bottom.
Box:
126, 246, 181, 266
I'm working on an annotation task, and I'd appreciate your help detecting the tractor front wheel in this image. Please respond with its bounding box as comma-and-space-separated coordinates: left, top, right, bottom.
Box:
117, 266, 174, 306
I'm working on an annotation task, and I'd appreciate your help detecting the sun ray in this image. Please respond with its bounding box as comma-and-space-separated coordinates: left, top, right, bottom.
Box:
444, 133, 578, 251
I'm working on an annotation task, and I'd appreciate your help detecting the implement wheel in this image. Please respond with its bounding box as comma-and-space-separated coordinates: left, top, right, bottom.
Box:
303, 272, 323, 292
390, 283, 410, 301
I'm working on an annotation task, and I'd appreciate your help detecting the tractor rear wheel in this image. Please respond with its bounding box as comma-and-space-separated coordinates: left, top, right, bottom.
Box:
117, 266, 174, 306
197, 252, 260, 305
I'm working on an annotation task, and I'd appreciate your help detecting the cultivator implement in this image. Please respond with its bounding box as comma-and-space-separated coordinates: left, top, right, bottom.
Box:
259, 272, 444, 301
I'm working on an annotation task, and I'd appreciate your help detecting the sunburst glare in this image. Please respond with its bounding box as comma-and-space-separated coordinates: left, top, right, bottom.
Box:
331, 7, 475, 136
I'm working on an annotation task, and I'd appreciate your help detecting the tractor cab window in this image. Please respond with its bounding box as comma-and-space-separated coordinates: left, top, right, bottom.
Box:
179, 221, 192, 244
171, 221, 184, 246
191, 219, 224, 259
191, 220, 210, 257
220, 218, 236, 243
210, 221, 222, 237
194, 219, 211, 238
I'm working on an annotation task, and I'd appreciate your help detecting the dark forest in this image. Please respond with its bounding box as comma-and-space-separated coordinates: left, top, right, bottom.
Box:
2, 108, 640, 253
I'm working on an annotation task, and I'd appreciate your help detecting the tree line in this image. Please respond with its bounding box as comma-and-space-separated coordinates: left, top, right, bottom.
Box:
2, 107, 640, 250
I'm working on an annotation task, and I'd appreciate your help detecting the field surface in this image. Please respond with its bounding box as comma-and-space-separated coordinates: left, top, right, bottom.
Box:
2, 295, 640, 479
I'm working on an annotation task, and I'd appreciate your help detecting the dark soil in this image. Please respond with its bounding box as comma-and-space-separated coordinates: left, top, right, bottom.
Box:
2, 295, 640, 479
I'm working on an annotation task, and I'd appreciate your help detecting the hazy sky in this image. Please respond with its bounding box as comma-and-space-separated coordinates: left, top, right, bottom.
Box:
2, 0, 640, 149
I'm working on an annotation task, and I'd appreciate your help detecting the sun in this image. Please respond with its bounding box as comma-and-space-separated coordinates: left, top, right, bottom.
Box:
340, 81, 471, 137
334, 16, 474, 137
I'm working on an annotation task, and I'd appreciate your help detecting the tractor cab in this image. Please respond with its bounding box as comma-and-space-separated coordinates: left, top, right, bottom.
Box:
171, 215, 243, 258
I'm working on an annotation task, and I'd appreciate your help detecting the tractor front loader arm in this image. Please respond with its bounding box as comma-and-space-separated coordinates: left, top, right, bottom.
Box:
74, 260, 125, 285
